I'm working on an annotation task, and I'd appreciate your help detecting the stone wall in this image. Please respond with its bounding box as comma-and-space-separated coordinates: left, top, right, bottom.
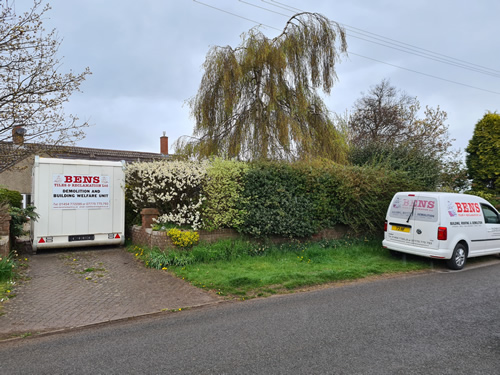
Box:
130, 208, 350, 252
130, 225, 240, 251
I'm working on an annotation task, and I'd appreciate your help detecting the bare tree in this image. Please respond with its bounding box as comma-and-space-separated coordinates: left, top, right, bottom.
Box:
0, 1, 91, 172
348, 79, 452, 159
175, 12, 348, 162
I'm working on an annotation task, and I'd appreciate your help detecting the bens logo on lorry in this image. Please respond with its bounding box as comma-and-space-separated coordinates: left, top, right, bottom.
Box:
52, 174, 110, 209
53, 174, 109, 188
63, 175, 100, 184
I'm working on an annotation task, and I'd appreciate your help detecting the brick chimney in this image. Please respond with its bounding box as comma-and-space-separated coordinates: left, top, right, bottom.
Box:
12, 126, 26, 145
160, 132, 168, 155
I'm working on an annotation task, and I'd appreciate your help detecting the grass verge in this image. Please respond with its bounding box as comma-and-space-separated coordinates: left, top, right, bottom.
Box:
129, 238, 431, 299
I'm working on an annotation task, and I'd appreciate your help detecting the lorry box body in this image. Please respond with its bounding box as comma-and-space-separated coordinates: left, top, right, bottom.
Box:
383, 192, 500, 269
31, 156, 126, 252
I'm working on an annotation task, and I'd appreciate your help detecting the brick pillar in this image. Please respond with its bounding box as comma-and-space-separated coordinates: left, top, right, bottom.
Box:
0, 205, 11, 257
141, 208, 159, 230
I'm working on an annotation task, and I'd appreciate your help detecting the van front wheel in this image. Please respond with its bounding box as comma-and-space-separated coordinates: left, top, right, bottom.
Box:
446, 244, 467, 270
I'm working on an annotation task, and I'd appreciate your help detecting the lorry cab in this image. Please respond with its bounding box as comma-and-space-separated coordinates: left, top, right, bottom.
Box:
383, 192, 500, 270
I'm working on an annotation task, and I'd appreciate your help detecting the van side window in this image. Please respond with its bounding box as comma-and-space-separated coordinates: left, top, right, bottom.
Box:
481, 204, 500, 224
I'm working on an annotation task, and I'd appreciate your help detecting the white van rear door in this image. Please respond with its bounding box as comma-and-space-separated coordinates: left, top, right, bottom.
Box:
411, 195, 439, 250
386, 193, 414, 245
386, 193, 439, 249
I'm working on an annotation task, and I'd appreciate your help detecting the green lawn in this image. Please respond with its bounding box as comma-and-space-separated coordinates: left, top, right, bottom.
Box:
130, 238, 431, 298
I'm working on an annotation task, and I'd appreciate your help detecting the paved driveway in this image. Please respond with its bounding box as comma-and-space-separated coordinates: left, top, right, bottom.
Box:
0, 247, 221, 339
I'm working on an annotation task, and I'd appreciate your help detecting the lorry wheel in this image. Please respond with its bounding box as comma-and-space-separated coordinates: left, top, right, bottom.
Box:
446, 244, 467, 270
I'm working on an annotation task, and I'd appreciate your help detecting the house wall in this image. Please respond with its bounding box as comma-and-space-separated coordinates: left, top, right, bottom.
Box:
0, 156, 33, 194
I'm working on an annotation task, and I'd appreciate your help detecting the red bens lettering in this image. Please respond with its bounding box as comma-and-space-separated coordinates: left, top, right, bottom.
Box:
61, 175, 100, 184
467, 203, 478, 213
455, 202, 481, 214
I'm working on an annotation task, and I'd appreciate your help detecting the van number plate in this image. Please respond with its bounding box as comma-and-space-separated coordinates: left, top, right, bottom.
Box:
392, 225, 410, 233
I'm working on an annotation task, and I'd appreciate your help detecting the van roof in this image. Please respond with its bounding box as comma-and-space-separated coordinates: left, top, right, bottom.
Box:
394, 192, 487, 202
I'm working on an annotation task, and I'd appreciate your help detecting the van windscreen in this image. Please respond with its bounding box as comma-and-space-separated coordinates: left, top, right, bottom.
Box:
389, 196, 438, 222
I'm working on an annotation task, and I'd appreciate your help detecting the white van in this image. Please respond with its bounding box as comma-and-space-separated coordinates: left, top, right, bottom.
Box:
383, 192, 500, 270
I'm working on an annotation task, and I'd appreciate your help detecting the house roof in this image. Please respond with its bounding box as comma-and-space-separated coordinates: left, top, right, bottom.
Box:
46, 143, 168, 163
0, 142, 169, 171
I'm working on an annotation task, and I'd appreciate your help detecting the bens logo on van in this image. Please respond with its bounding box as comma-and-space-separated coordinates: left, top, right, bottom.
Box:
447, 201, 481, 217
401, 199, 435, 209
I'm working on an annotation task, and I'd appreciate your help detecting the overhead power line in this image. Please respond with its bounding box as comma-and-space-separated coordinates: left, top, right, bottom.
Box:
262, 0, 500, 78
193, 0, 500, 95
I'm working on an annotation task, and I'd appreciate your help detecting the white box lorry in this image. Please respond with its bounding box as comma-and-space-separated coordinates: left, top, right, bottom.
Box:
31, 156, 126, 253
383, 192, 500, 270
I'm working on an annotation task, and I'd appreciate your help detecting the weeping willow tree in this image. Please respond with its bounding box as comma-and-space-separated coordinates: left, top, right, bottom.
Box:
175, 12, 348, 162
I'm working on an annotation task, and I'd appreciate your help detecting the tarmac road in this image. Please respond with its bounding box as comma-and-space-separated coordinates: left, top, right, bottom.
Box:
1, 261, 499, 374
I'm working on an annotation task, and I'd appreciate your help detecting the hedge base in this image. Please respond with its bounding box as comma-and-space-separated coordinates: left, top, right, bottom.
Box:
130, 225, 350, 252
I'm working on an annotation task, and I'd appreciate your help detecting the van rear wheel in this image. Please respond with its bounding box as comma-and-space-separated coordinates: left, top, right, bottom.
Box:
389, 250, 402, 258
446, 244, 467, 270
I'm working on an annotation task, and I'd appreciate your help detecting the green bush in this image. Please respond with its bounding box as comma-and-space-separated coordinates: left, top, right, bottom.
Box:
349, 143, 440, 191
202, 158, 248, 230
332, 164, 415, 235
0, 187, 22, 209
239, 162, 316, 238
0, 187, 38, 241
8, 205, 38, 238
295, 160, 416, 236
294, 159, 343, 230
466, 112, 500, 195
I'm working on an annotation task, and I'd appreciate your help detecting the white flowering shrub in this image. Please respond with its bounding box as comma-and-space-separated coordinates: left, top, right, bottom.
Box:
126, 160, 208, 230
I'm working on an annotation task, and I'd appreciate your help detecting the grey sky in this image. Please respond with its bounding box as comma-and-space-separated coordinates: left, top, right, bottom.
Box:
18, 0, 500, 155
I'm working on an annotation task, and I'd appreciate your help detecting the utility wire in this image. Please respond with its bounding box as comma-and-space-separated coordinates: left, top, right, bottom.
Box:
263, 0, 500, 77
349, 52, 500, 95
193, 0, 276, 30
193, 0, 500, 95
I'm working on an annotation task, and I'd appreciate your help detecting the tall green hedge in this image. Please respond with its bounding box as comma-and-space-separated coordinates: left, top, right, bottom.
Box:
202, 158, 249, 230
294, 160, 417, 236
239, 162, 317, 238
126, 159, 427, 237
